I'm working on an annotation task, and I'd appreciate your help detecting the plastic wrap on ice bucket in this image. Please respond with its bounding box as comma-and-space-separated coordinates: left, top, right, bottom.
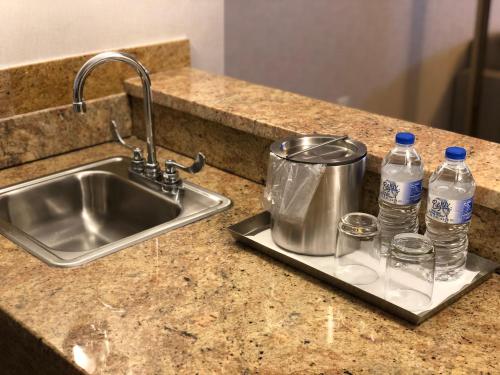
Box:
263, 153, 325, 224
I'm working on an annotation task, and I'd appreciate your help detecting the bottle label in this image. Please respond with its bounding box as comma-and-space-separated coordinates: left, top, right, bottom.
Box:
379, 179, 423, 205
426, 194, 473, 224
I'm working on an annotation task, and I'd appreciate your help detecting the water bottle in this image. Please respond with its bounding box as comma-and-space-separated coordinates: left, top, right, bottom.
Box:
378, 132, 424, 253
425, 147, 475, 281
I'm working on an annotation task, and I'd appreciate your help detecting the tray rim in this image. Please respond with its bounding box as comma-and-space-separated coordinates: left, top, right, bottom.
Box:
228, 211, 499, 325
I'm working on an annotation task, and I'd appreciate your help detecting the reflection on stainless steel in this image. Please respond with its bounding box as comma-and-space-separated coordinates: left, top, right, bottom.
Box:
285, 135, 348, 160
273, 134, 366, 165
1, 171, 180, 253
0, 157, 231, 267
269, 135, 367, 255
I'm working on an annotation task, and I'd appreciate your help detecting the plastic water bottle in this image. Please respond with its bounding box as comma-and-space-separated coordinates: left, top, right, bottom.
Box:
425, 147, 475, 281
378, 132, 424, 253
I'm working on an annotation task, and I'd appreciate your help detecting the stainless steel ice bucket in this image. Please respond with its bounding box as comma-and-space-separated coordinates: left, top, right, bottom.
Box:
269, 135, 366, 255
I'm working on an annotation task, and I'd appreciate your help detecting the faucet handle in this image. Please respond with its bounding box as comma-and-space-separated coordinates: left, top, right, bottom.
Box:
165, 153, 206, 174
162, 153, 205, 194
110, 120, 141, 151
111, 120, 146, 173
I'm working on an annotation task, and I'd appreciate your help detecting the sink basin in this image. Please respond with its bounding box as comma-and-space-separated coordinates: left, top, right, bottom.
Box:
0, 157, 231, 267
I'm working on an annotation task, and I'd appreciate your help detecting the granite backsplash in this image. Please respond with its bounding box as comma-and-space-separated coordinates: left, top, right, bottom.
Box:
0, 39, 190, 170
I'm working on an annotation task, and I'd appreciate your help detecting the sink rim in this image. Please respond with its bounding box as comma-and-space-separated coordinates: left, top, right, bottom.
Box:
0, 156, 232, 267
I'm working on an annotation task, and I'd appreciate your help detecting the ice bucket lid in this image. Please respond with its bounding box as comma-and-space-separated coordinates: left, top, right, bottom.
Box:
270, 135, 367, 166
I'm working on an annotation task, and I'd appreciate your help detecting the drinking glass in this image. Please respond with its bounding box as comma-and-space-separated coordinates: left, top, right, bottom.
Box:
334, 212, 381, 285
385, 233, 435, 310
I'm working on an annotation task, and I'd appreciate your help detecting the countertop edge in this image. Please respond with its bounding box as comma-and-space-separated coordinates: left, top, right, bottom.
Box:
124, 68, 500, 212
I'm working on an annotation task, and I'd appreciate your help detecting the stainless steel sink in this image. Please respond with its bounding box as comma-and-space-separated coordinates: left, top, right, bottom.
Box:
0, 157, 231, 267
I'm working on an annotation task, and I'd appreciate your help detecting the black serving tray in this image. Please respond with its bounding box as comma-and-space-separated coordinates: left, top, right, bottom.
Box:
228, 212, 499, 325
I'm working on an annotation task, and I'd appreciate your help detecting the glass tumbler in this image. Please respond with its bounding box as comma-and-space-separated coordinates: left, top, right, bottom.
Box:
334, 212, 381, 285
385, 233, 435, 310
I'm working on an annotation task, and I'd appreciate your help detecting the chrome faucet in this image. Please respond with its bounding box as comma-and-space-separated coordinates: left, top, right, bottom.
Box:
73, 51, 205, 193
73, 51, 160, 179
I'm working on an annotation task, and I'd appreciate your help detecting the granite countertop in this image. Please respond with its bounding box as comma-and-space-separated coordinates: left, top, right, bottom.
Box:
0, 141, 498, 374
125, 67, 500, 212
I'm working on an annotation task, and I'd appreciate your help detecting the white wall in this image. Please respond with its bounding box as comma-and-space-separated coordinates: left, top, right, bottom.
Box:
225, 0, 500, 129
3, 0, 499, 130
0, 0, 224, 74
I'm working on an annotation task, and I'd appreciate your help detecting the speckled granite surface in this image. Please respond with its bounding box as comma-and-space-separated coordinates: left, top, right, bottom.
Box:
0, 39, 189, 118
0, 142, 498, 374
0, 94, 131, 169
125, 67, 500, 212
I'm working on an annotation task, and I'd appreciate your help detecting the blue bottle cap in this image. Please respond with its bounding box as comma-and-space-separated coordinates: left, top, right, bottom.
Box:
395, 132, 415, 145
445, 146, 466, 160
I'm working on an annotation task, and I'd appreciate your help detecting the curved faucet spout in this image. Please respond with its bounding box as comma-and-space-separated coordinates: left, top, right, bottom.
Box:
72, 51, 160, 179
